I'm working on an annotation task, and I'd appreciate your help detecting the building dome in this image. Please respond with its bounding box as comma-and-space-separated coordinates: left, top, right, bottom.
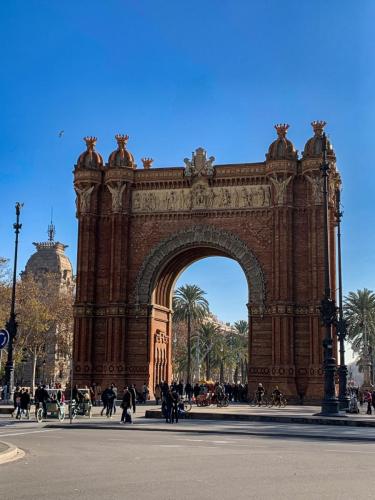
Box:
107, 134, 135, 168
266, 124, 297, 161
76, 136, 104, 170
303, 121, 335, 158
24, 241, 73, 286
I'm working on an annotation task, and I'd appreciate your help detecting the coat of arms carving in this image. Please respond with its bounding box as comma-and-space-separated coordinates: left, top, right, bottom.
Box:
184, 147, 215, 177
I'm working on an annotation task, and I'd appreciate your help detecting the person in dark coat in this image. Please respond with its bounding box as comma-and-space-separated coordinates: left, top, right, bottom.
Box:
185, 382, 192, 401
193, 383, 200, 400
129, 385, 137, 413
120, 387, 132, 423
20, 389, 31, 418
100, 388, 108, 416
165, 389, 178, 423
161, 381, 169, 398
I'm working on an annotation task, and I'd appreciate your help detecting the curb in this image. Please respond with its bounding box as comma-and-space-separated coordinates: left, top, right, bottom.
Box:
0, 442, 24, 465
145, 410, 375, 428
45, 421, 375, 442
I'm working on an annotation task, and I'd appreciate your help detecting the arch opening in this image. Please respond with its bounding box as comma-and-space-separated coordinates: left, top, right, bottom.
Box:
134, 225, 265, 391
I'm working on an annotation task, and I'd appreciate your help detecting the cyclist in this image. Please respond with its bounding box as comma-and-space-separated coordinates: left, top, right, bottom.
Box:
272, 386, 282, 407
255, 383, 265, 406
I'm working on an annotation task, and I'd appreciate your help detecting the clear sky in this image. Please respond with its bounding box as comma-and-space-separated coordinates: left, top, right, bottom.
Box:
0, 1, 374, 332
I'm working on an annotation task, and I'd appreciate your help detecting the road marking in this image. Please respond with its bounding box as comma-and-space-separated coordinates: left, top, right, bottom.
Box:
0, 429, 59, 438
325, 449, 375, 454
156, 444, 182, 448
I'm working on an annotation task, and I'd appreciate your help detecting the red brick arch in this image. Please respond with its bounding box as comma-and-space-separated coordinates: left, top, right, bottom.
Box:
73, 138, 339, 403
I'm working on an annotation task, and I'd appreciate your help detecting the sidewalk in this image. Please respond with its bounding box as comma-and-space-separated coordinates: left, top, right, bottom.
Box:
145, 402, 375, 428
0, 441, 23, 465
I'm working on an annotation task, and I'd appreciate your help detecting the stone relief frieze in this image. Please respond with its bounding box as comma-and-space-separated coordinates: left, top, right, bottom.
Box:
75, 185, 95, 213
132, 184, 271, 213
305, 174, 324, 205
269, 175, 292, 205
106, 182, 127, 212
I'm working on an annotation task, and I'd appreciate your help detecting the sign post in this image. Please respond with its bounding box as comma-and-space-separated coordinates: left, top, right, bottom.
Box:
0, 329, 10, 350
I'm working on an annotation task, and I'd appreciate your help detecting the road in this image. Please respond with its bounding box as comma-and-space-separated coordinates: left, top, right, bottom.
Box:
0, 416, 374, 500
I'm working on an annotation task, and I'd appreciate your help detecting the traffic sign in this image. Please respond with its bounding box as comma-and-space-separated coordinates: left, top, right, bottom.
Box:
0, 329, 9, 350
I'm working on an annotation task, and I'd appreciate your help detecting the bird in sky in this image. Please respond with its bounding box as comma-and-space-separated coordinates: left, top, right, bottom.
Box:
58, 130, 64, 138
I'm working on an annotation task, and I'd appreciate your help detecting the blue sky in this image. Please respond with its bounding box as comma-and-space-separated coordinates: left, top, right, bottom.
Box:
0, 1, 374, 329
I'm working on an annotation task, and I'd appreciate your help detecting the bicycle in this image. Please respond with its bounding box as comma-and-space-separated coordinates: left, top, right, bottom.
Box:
249, 392, 269, 407
182, 399, 192, 412
217, 395, 229, 408
267, 395, 287, 408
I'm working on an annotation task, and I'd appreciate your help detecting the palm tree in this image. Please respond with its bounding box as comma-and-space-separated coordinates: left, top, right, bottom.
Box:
344, 288, 375, 386
173, 284, 209, 384
233, 320, 248, 382
197, 322, 222, 380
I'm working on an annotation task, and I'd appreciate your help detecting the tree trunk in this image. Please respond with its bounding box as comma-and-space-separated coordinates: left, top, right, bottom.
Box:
234, 364, 239, 384
187, 313, 191, 384
220, 360, 224, 383
206, 352, 211, 380
31, 350, 37, 396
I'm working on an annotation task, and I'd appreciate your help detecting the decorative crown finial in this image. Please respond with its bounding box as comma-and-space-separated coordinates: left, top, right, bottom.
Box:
84, 136, 97, 151
115, 134, 129, 149
141, 157, 154, 169
274, 124, 289, 138
311, 121, 327, 136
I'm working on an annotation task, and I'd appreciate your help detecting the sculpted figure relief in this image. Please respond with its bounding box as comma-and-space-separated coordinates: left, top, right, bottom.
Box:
305, 174, 324, 204
270, 175, 293, 205
107, 182, 127, 212
75, 185, 95, 213
131, 185, 271, 212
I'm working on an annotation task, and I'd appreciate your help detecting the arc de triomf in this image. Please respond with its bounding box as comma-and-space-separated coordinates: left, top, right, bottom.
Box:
73, 121, 340, 402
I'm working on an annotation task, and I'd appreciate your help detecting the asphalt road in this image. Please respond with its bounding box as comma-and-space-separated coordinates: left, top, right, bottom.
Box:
0, 418, 374, 500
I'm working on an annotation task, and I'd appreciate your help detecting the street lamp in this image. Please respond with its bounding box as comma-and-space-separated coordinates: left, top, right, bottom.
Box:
335, 187, 350, 410
4, 202, 23, 399
319, 134, 340, 415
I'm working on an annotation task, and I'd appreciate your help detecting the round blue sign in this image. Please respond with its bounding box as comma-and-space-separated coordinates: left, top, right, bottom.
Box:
0, 329, 9, 350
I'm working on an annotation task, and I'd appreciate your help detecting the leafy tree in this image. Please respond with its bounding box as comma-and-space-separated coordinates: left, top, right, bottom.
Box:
16, 272, 74, 392
172, 284, 209, 383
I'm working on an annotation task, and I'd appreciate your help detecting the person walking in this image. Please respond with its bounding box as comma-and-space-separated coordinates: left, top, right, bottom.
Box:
20, 389, 31, 418
154, 384, 162, 405
111, 384, 118, 415
106, 386, 116, 418
100, 387, 109, 416
185, 382, 193, 402
256, 383, 265, 407
120, 387, 132, 424
165, 389, 174, 423
13, 387, 22, 419
142, 383, 149, 404
170, 388, 179, 424
365, 390, 372, 415
129, 385, 137, 413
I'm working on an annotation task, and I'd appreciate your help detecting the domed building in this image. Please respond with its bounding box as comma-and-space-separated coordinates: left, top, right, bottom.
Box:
20, 223, 74, 389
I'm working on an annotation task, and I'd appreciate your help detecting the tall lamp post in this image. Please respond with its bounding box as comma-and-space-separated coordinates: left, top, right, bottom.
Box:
335, 188, 350, 410
319, 135, 339, 415
5, 202, 23, 399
